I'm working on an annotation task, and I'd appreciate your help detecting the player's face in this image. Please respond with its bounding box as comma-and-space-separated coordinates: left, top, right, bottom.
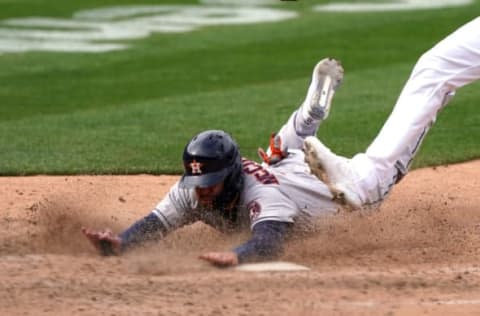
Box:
195, 182, 224, 207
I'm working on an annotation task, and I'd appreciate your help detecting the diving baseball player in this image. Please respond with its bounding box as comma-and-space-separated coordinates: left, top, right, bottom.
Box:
83, 58, 344, 266
304, 16, 480, 209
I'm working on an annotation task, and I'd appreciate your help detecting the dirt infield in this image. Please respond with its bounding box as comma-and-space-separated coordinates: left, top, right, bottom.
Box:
1, 160, 480, 315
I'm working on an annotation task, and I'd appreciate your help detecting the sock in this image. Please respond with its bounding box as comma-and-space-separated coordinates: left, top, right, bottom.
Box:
294, 108, 320, 137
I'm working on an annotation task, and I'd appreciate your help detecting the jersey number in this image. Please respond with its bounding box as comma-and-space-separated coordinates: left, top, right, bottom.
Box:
242, 159, 279, 185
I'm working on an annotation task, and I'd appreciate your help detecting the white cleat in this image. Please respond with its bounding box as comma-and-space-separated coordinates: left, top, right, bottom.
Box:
303, 136, 363, 209
303, 58, 344, 121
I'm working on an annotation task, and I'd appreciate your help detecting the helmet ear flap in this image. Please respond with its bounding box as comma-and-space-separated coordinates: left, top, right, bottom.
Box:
213, 151, 244, 212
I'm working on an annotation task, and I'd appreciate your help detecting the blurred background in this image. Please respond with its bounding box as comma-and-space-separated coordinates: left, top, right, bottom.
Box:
0, 0, 478, 175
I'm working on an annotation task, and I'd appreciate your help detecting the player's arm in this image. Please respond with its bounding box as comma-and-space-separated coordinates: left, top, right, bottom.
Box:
82, 212, 169, 256
119, 212, 170, 251
234, 220, 291, 262
199, 220, 291, 266
82, 181, 193, 256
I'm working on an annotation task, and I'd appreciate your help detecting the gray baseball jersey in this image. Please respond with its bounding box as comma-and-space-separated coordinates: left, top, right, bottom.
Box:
152, 149, 338, 233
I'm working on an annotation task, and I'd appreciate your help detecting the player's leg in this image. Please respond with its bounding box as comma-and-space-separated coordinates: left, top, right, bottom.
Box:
281, 58, 344, 149
305, 17, 480, 208
365, 16, 480, 184
259, 58, 343, 165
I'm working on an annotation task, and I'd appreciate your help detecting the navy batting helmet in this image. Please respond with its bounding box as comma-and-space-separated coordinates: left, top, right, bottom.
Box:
180, 130, 244, 209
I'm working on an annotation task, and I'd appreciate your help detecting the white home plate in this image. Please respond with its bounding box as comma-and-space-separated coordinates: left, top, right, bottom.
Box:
234, 261, 310, 272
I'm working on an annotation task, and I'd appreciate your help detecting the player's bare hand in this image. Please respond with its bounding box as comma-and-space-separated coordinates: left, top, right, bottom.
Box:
81, 227, 122, 256
199, 251, 239, 267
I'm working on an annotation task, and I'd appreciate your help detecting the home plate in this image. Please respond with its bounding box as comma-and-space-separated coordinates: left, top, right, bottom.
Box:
234, 261, 310, 272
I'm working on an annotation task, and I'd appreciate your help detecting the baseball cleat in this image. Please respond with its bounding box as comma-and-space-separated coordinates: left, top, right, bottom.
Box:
303, 136, 363, 209
303, 58, 344, 121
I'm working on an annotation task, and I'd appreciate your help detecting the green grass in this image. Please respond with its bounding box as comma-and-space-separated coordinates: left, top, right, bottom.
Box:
0, 1, 479, 175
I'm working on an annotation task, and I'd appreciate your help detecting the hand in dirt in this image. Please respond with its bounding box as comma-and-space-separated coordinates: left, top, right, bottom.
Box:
199, 251, 239, 267
81, 227, 122, 256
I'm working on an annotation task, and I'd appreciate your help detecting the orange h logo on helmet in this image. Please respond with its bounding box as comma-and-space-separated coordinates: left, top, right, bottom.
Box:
190, 160, 203, 174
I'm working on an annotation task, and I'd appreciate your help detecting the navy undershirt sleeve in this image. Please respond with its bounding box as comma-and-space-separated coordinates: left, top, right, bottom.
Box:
118, 212, 168, 252
233, 220, 290, 263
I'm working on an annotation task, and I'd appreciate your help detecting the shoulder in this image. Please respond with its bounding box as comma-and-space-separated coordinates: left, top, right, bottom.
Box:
156, 180, 199, 212
241, 158, 280, 186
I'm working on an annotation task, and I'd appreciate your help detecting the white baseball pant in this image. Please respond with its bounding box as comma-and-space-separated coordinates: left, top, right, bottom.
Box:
350, 16, 480, 204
